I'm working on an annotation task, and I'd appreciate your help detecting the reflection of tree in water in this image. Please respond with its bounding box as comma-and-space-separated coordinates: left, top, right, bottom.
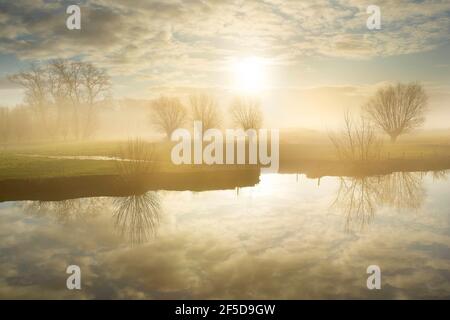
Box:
377, 172, 425, 211
332, 176, 379, 231
332, 172, 430, 232
24, 193, 162, 245
431, 170, 448, 181
112, 192, 161, 246
24, 198, 105, 223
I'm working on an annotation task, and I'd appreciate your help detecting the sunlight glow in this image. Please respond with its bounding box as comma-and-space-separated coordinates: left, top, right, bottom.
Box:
230, 57, 268, 93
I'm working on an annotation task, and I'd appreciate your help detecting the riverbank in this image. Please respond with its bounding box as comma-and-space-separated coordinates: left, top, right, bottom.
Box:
0, 168, 261, 201
1, 139, 449, 181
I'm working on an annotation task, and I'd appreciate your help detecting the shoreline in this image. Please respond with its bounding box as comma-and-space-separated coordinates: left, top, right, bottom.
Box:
1, 157, 449, 202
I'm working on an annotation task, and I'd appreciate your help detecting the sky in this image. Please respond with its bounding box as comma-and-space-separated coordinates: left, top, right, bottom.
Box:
0, 0, 449, 129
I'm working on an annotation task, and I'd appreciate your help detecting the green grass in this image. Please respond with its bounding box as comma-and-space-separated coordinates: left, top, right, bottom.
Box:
0, 140, 253, 180
0, 154, 117, 180
2, 140, 123, 157
0, 141, 123, 179
0, 138, 449, 180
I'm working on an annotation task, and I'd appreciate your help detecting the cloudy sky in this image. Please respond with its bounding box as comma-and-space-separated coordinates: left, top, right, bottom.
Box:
0, 0, 449, 129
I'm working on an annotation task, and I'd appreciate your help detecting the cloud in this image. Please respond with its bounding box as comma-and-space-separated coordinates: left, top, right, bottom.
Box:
0, 0, 448, 79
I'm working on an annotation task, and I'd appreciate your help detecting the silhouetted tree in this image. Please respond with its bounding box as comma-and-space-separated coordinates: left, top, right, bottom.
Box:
365, 82, 428, 142
9, 64, 54, 137
189, 93, 221, 133
79, 62, 110, 138
329, 112, 381, 161
229, 96, 263, 130
48, 59, 110, 139
150, 96, 187, 139
10, 59, 110, 140
115, 138, 157, 181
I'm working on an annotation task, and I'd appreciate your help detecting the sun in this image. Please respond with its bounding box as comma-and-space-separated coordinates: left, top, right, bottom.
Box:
230, 57, 267, 93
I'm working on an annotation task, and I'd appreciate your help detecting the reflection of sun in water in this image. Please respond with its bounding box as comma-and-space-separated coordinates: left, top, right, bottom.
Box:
230, 57, 267, 93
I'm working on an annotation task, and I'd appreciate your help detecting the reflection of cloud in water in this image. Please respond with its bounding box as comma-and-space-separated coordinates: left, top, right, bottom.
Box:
113, 192, 162, 246
332, 172, 432, 231
0, 173, 449, 299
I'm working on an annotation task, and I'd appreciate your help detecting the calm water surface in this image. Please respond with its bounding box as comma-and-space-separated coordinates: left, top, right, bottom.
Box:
0, 172, 449, 299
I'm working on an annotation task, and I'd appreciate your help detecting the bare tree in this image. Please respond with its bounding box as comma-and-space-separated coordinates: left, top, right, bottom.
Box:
115, 138, 157, 180
10, 59, 110, 140
189, 93, 221, 132
150, 96, 187, 139
47, 60, 76, 139
80, 62, 110, 139
329, 111, 381, 161
9, 65, 55, 137
229, 96, 263, 130
48, 59, 110, 139
365, 82, 428, 142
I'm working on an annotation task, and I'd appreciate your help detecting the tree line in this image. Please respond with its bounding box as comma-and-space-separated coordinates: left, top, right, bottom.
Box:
149, 94, 264, 139
0, 59, 110, 143
1, 58, 428, 150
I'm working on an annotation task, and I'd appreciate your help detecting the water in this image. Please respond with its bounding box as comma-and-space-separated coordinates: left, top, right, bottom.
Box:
0, 172, 449, 299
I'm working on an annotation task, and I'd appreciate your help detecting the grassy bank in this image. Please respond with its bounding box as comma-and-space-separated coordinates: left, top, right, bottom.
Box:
0, 138, 449, 180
